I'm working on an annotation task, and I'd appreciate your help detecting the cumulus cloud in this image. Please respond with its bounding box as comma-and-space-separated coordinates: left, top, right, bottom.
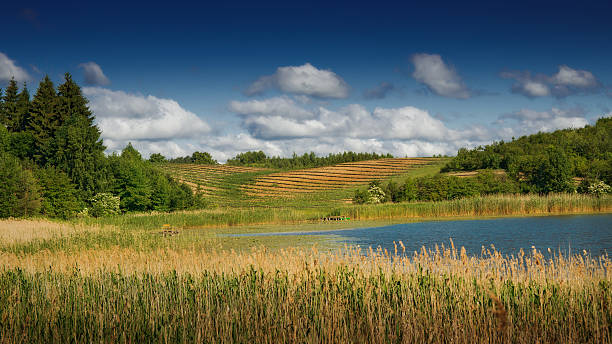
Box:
229, 96, 314, 119
0, 52, 30, 83
411, 53, 470, 99
496, 107, 588, 136
502, 65, 600, 98
79, 62, 110, 86
83, 87, 211, 144
363, 82, 395, 99
229, 98, 488, 147
246, 63, 349, 98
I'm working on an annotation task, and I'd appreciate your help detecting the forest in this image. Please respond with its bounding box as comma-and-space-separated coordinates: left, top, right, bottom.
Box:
0, 76, 201, 219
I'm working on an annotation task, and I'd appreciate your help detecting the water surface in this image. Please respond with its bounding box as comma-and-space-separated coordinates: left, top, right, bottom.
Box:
228, 214, 612, 256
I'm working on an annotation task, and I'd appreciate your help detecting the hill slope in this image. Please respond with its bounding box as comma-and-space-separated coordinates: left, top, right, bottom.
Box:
161, 158, 445, 207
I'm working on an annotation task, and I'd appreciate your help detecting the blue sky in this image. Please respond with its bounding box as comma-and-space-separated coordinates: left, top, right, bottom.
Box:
1, 1, 611, 160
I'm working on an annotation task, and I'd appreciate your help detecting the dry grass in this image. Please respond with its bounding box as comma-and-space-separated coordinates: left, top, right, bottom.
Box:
0, 242, 609, 343
0, 219, 106, 244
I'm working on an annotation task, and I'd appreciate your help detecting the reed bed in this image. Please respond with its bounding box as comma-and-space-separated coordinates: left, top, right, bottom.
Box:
0, 243, 610, 343
81, 194, 612, 232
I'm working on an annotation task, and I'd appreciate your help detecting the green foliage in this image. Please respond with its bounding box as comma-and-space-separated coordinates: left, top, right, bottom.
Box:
89, 192, 120, 217
226, 151, 394, 169
366, 183, 386, 204
7, 131, 35, 160
168, 151, 218, 164
50, 112, 106, 200
0, 152, 41, 218
148, 153, 167, 163
35, 166, 80, 219
508, 146, 574, 194
0, 125, 9, 152
0, 78, 19, 131
108, 145, 199, 212
27, 76, 59, 165
355, 171, 521, 204
0, 74, 202, 219
442, 117, 612, 191
587, 180, 611, 196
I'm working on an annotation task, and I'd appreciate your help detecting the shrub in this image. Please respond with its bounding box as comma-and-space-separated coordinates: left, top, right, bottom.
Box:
89, 193, 120, 217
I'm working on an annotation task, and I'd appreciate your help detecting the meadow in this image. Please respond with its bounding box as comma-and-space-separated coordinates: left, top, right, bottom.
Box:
0, 241, 609, 343
1, 159, 611, 342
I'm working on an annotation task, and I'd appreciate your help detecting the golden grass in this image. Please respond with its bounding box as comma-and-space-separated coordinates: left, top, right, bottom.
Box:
0, 243, 609, 343
0, 219, 107, 244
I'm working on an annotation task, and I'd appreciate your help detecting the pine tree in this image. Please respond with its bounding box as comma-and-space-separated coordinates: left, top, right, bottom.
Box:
28, 76, 59, 164
1, 78, 19, 131
50, 73, 106, 200
56, 73, 95, 125
16, 83, 30, 132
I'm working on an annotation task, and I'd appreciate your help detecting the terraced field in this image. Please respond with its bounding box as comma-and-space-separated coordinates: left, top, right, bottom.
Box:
161, 164, 269, 204
161, 158, 443, 207
241, 158, 439, 197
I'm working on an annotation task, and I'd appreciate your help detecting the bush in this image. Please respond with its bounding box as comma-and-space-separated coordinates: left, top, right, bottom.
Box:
89, 193, 120, 217
587, 180, 611, 196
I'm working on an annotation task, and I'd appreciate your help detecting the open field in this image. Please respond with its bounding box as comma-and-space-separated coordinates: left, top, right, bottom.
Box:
2, 160, 611, 343
0, 240, 609, 343
1, 192, 610, 342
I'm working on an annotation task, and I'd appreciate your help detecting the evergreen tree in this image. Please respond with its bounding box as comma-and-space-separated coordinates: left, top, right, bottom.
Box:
0, 152, 41, 218
28, 76, 59, 164
56, 73, 95, 125
16, 83, 31, 132
49, 73, 106, 200
1, 78, 18, 131
35, 166, 80, 219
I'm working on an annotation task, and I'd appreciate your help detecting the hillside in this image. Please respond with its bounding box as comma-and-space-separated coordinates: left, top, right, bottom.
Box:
161, 158, 445, 207
442, 116, 612, 193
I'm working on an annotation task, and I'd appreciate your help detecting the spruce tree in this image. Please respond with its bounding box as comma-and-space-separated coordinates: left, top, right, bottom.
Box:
28, 76, 59, 164
50, 73, 106, 200
1, 78, 18, 131
16, 83, 30, 132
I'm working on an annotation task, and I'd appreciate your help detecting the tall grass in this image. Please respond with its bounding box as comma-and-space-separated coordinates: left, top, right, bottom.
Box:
81, 193, 612, 231
0, 244, 609, 343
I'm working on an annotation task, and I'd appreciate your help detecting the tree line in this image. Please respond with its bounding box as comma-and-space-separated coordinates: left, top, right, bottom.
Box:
226, 151, 394, 169
0, 76, 202, 219
354, 172, 520, 204
441, 117, 612, 194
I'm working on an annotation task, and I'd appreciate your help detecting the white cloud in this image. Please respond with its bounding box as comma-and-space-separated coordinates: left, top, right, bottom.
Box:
246, 63, 349, 98
522, 81, 550, 97
229, 96, 314, 119
496, 107, 588, 135
551, 65, 597, 87
83, 87, 211, 144
411, 53, 470, 99
78, 62, 110, 86
0, 52, 30, 83
230, 97, 487, 143
502, 65, 600, 98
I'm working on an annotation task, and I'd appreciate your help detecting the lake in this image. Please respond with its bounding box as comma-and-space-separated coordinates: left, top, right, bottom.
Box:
229, 214, 612, 256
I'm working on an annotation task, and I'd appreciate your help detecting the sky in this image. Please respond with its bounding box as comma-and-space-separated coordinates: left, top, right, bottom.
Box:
1, 1, 611, 161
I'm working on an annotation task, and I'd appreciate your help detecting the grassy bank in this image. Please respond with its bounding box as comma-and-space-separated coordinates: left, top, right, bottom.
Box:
0, 245, 609, 343
80, 193, 612, 231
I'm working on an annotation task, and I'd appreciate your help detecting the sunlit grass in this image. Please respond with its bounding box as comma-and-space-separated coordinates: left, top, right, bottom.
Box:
0, 243, 609, 343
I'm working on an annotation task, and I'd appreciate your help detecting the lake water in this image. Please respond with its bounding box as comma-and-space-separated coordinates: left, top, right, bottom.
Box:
229, 214, 612, 256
